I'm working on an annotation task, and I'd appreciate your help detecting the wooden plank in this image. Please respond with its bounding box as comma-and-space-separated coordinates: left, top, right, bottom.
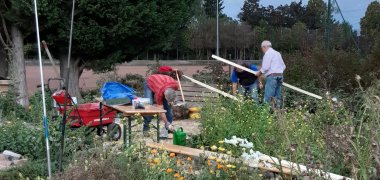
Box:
110, 105, 166, 116
0, 80, 10, 85
176, 91, 217, 97
146, 143, 293, 176
147, 143, 351, 180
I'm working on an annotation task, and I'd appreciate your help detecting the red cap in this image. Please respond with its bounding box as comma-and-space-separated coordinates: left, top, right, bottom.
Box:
158, 66, 173, 73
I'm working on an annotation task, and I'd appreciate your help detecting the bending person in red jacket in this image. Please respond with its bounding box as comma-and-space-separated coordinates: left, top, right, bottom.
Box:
143, 74, 178, 135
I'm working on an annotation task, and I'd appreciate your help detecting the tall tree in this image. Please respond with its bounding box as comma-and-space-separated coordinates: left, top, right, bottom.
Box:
302, 0, 327, 29
238, 0, 263, 27
203, 0, 224, 18
32, 0, 194, 97
360, 1, 380, 42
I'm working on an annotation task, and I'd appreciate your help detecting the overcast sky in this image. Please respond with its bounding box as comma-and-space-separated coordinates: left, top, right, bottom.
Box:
223, 0, 378, 30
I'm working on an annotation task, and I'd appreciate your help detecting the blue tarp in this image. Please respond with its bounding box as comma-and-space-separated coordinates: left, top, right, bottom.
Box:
101, 82, 136, 100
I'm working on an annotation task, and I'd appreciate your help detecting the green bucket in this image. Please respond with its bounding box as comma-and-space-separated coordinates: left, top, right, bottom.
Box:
173, 127, 186, 146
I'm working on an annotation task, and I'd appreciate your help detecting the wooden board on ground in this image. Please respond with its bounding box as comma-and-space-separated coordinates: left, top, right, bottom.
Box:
146, 143, 292, 176
146, 142, 351, 180
0, 80, 10, 93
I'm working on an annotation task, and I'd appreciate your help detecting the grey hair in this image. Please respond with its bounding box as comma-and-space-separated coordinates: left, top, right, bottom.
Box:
164, 88, 177, 103
261, 40, 272, 47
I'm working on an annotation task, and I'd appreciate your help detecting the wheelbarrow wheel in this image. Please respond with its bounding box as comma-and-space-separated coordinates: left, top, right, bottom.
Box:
107, 123, 121, 141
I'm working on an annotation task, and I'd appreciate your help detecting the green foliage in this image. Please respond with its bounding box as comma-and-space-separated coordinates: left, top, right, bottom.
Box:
0, 121, 45, 159
360, 1, 380, 40
0, 89, 29, 121
0, 159, 55, 180
193, 63, 229, 86
203, 0, 224, 18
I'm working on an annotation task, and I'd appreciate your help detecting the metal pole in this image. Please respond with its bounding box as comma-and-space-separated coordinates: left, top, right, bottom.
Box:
32, 0, 52, 179
59, 0, 76, 172
325, 0, 332, 51
216, 0, 219, 56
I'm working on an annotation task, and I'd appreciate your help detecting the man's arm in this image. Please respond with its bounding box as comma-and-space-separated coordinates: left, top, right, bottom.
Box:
260, 53, 272, 75
155, 104, 169, 124
232, 83, 238, 95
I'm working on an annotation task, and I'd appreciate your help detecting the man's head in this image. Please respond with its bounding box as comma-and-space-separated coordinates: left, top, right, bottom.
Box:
260, 40, 272, 53
164, 88, 176, 104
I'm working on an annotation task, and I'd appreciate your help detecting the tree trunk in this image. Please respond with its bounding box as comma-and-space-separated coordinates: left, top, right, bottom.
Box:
59, 55, 84, 99
0, 45, 8, 79
10, 25, 29, 108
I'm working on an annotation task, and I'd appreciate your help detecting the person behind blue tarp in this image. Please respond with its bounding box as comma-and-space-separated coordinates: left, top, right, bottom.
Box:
231, 62, 263, 103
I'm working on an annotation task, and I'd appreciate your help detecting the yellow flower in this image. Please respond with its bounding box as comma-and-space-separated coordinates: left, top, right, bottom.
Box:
153, 158, 160, 164
208, 156, 216, 160
150, 149, 157, 154
226, 164, 236, 168
170, 152, 176, 157
210, 170, 215, 174
166, 168, 173, 173
216, 158, 222, 163
177, 159, 181, 166
211, 145, 218, 151
218, 140, 224, 144
187, 157, 192, 161
217, 164, 223, 169
207, 160, 211, 166
174, 173, 180, 178
179, 177, 184, 180
218, 147, 226, 152
227, 151, 232, 155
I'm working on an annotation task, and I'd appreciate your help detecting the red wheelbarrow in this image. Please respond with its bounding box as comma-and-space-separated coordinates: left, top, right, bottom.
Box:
52, 89, 121, 141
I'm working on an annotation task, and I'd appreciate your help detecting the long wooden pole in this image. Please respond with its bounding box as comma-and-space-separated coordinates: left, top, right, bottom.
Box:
42, 41, 60, 78
183, 75, 241, 102
211, 55, 323, 100
175, 70, 185, 103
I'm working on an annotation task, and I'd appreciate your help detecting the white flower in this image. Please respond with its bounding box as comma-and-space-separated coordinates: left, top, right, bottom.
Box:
332, 97, 337, 102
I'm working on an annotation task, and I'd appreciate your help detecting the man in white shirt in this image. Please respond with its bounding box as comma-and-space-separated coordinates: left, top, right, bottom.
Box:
256, 40, 286, 108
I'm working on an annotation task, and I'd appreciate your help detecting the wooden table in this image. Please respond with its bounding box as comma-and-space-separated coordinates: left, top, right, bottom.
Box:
96, 98, 166, 147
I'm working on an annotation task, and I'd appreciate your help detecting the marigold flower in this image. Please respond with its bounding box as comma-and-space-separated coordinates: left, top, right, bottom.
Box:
150, 149, 158, 154
177, 159, 181, 166
189, 166, 193, 173
153, 158, 160, 164
179, 177, 184, 180
166, 168, 173, 173
217, 164, 223, 169
187, 157, 192, 161
170, 152, 176, 157
174, 173, 180, 178
210, 170, 214, 174
207, 160, 211, 166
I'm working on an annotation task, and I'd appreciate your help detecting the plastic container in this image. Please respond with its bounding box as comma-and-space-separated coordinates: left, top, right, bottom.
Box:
173, 127, 186, 146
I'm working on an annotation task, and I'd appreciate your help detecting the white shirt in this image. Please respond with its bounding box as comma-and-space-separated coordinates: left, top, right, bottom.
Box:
260, 47, 286, 76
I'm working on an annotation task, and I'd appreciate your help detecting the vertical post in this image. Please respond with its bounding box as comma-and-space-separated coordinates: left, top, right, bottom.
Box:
123, 117, 127, 148
216, 0, 219, 56
128, 117, 132, 146
157, 115, 160, 143
325, 0, 332, 51
99, 102, 103, 139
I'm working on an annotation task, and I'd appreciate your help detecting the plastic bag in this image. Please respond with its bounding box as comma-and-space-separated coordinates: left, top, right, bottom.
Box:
101, 82, 136, 100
